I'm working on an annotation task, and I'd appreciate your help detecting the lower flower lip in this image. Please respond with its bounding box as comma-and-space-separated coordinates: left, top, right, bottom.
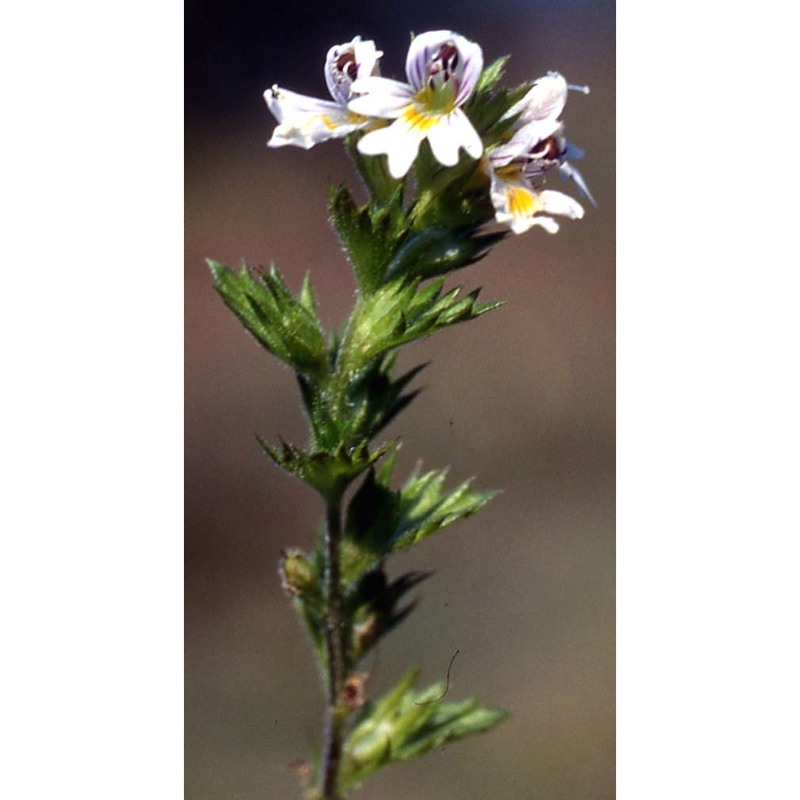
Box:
401, 104, 448, 133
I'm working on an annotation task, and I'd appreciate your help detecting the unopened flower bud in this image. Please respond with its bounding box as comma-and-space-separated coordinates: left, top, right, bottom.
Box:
278, 548, 316, 597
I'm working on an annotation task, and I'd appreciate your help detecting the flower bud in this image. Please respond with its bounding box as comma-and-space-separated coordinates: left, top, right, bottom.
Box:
278, 548, 316, 597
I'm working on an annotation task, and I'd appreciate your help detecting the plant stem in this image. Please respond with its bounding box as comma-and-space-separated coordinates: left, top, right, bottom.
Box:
321, 493, 347, 800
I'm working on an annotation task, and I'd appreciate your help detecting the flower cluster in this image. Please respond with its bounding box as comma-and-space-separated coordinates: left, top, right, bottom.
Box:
265, 30, 591, 235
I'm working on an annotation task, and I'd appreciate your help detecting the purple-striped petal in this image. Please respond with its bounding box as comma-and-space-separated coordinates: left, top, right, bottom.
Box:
452, 36, 483, 106
405, 30, 452, 91
325, 36, 383, 105
489, 118, 563, 167
404, 30, 482, 107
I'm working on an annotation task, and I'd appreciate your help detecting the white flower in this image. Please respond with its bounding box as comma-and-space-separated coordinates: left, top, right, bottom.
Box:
347, 30, 484, 179
486, 71, 592, 234
264, 36, 382, 149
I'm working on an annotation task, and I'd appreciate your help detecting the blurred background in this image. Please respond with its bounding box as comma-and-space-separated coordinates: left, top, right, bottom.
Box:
186, 1, 615, 798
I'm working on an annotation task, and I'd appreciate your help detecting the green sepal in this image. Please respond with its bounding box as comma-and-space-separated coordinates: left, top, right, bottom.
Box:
339, 667, 508, 792
341, 462, 499, 582
208, 260, 328, 381
328, 184, 408, 294
298, 270, 319, 317
257, 436, 397, 501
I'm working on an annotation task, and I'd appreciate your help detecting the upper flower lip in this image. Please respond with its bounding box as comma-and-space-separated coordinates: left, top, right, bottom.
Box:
404, 30, 483, 105
349, 30, 483, 118
503, 72, 569, 125
324, 36, 383, 106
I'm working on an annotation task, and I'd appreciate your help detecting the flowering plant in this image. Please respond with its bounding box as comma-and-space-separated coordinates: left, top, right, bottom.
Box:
209, 29, 591, 800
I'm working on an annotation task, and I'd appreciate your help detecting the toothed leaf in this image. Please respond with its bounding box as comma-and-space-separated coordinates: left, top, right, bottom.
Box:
208, 260, 328, 380
340, 668, 507, 791
342, 464, 498, 582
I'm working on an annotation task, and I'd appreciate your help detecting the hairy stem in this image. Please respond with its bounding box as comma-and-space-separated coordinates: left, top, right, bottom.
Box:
321, 493, 347, 799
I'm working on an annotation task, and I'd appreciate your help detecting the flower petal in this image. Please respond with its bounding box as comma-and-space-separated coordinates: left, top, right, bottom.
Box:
529, 216, 561, 234
426, 118, 460, 167
489, 167, 583, 234
325, 36, 383, 105
504, 71, 568, 124
489, 168, 530, 231
265, 85, 340, 122
536, 189, 585, 220
405, 30, 453, 91
357, 118, 425, 178
404, 30, 482, 106
265, 86, 366, 148
348, 77, 414, 118
489, 118, 563, 168
426, 108, 483, 166
451, 35, 483, 106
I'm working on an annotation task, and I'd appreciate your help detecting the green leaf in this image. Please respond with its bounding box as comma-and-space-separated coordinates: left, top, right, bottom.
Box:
328, 184, 408, 294
257, 436, 397, 501
339, 668, 507, 792
342, 463, 499, 582
208, 260, 328, 380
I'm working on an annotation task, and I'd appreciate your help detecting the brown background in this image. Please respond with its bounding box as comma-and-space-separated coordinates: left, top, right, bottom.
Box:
186, 2, 615, 797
